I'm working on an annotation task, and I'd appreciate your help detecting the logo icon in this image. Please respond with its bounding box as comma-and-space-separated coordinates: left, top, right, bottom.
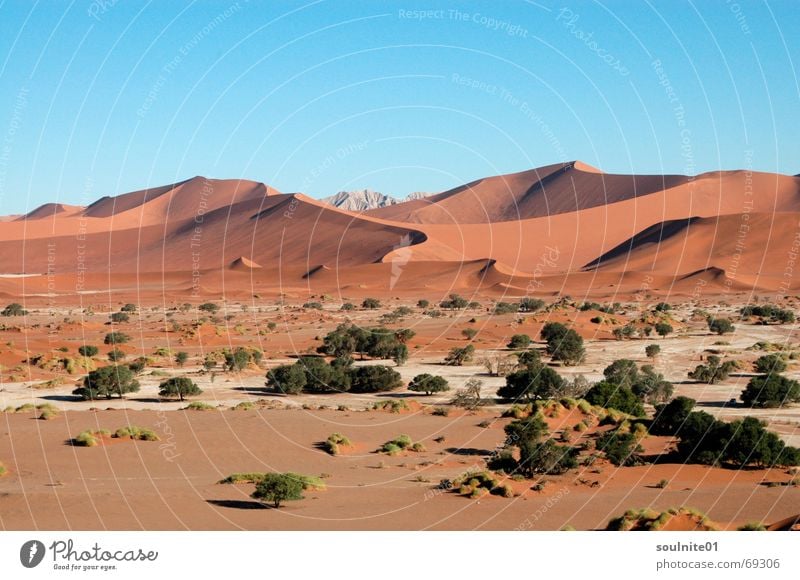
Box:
20, 540, 45, 568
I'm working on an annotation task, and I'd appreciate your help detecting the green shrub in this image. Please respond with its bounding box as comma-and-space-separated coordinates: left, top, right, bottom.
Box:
322, 433, 351, 455
372, 400, 409, 413
741, 374, 800, 408
78, 345, 99, 357
183, 401, 215, 411
159, 377, 203, 401
753, 353, 788, 375
409, 373, 450, 395
251, 473, 305, 508
737, 522, 766, 531
104, 332, 131, 345
114, 426, 159, 441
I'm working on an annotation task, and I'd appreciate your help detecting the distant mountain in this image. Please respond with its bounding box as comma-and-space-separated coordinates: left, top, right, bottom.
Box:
323, 189, 398, 212
323, 189, 433, 212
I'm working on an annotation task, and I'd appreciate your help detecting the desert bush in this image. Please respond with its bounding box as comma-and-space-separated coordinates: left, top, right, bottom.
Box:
408, 373, 450, 395
650, 396, 696, 435
251, 473, 305, 508
322, 432, 352, 455
266, 363, 308, 394
431, 406, 449, 417
450, 378, 484, 409
708, 318, 735, 335
493, 302, 519, 314
497, 366, 565, 402
380, 434, 417, 454
159, 377, 203, 401
688, 355, 737, 384
444, 344, 475, 366
654, 322, 673, 337
583, 381, 644, 417
372, 400, 409, 413
73, 365, 139, 400
1, 303, 27, 316
507, 334, 531, 349
596, 429, 643, 466
302, 302, 323, 310
349, 365, 403, 393
103, 332, 131, 345
461, 328, 478, 340
519, 297, 545, 312
439, 293, 468, 310
645, 344, 661, 359
183, 401, 215, 411
78, 345, 99, 357
198, 302, 219, 313
114, 425, 159, 441
753, 353, 788, 375
224, 347, 251, 372
740, 304, 794, 324
361, 297, 381, 309
737, 522, 766, 531
540, 322, 585, 365
110, 312, 129, 323
741, 374, 800, 408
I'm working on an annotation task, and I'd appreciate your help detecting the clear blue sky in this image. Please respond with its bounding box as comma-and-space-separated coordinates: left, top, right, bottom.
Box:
0, 0, 798, 213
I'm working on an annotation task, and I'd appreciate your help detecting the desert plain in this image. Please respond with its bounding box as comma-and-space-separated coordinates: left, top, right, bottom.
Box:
1, 162, 799, 531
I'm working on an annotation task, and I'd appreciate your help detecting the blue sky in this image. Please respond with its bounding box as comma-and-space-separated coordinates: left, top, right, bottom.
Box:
0, 0, 798, 213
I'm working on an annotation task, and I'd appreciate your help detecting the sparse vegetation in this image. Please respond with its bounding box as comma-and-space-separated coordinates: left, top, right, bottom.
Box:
444, 344, 475, 366
321, 433, 352, 455
741, 374, 800, 408
688, 355, 737, 384
408, 373, 450, 395
159, 377, 203, 401
251, 473, 305, 508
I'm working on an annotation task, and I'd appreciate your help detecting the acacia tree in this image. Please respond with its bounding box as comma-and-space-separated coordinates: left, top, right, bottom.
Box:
708, 318, 735, 335
497, 367, 565, 402
408, 374, 450, 395
251, 473, 304, 508
541, 324, 585, 366
73, 365, 140, 400
175, 351, 189, 368
741, 374, 800, 408
266, 363, 308, 394
158, 377, 203, 401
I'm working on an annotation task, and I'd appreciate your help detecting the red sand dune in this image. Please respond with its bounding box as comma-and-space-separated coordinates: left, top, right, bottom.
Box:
0, 162, 798, 297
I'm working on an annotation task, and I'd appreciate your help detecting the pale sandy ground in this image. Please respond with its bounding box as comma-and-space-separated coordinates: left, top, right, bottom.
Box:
2, 303, 798, 444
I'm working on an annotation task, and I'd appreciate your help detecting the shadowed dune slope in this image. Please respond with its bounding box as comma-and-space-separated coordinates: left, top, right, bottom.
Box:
1, 165, 799, 294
